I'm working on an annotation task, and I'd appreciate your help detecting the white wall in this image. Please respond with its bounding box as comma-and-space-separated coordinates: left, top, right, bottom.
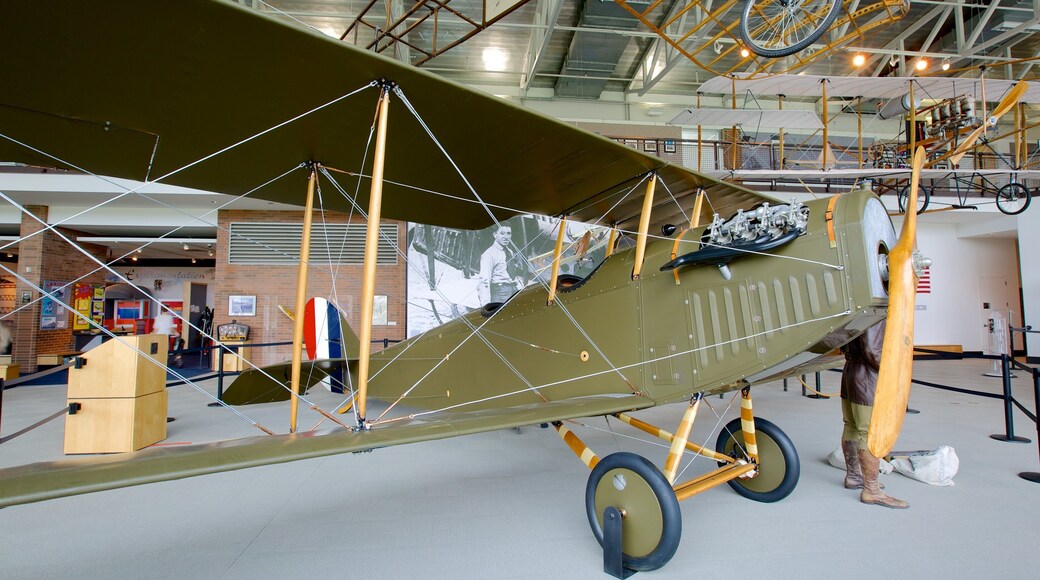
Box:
912, 222, 1021, 352
1016, 210, 1040, 358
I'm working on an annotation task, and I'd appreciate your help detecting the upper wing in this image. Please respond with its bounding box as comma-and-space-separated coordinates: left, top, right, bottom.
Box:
0, 394, 651, 508
0, 0, 772, 232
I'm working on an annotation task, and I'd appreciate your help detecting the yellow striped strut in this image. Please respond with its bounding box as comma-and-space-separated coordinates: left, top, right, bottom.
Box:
740, 387, 759, 464
631, 173, 657, 279
613, 413, 734, 463
553, 421, 599, 469
547, 217, 567, 305
663, 395, 702, 484
674, 461, 756, 502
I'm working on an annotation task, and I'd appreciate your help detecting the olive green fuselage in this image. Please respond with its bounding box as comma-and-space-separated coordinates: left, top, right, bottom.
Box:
364, 189, 895, 415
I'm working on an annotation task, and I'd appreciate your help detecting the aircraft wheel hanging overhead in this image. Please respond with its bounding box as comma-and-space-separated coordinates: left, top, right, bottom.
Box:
739, 0, 842, 58
897, 184, 931, 214
585, 452, 682, 571
715, 418, 800, 502
996, 183, 1032, 215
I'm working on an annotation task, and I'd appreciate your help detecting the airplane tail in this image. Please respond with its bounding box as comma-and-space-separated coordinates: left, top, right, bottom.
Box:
337, 311, 360, 361
303, 297, 361, 360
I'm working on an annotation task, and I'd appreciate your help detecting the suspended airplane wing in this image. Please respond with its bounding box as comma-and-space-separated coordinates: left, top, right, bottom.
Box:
0, 1, 768, 234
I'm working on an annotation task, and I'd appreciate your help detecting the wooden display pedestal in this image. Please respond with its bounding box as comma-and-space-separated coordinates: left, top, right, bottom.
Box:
0, 364, 19, 380
212, 341, 251, 372
64, 390, 168, 454
64, 334, 169, 454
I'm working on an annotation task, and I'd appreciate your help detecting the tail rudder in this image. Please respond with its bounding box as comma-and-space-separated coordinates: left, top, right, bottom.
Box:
337, 310, 360, 360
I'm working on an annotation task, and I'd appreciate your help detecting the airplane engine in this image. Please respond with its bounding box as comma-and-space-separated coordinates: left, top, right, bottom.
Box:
850, 193, 899, 305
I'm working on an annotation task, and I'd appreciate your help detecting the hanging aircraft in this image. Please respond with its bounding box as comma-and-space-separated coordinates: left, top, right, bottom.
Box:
0, 1, 927, 573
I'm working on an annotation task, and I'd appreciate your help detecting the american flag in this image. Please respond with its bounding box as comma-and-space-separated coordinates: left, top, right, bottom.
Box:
916, 267, 931, 294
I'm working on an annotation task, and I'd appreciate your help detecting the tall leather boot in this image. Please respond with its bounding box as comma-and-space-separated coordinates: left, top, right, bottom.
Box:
858, 449, 908, 509
842, 440, 863, 489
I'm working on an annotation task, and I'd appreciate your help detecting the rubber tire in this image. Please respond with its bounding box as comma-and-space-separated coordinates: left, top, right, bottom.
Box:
897, 184, 931, 215
996, 183, 1032, 216
739, 0, 842, 58
585, 452, 682, 571
715, 417, 800, 502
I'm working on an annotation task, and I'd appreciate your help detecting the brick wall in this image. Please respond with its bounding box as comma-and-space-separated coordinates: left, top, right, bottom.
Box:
13, 206, 109, 372
215, 209, 407, 366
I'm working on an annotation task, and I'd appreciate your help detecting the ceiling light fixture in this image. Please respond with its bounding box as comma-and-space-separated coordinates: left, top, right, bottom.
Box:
481, 47, 508, 72
713, 40, 723, 55
942, 58, 951, 71
191, 258, 197, 264
208, 250, 214, 257
889, 56, 898, 68
182, 243, 190, 251
915, 58, 928, 71
852, 53, 866, 67
740, 46, 750, 58
131, 255, 138, 262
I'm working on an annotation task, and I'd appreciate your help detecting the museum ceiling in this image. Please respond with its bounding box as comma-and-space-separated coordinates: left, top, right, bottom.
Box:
234, 0, 1040, 103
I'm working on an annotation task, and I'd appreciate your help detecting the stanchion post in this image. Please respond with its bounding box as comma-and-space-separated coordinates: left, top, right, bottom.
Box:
802, 373, 824, 399
991, 353, 1030, 443
1019, 367, 1040, 483
209, 344, 226, 408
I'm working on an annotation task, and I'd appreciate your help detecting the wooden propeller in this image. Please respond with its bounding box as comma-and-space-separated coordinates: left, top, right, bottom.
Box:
867, 146, 928, 458
947, 80, 1028, 166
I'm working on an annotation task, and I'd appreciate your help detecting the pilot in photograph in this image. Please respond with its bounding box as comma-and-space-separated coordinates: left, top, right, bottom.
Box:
478, 225, 524, 305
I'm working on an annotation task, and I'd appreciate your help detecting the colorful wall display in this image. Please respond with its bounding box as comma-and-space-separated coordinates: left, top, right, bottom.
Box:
40, 280, 68, 330
72, 283, 106, 331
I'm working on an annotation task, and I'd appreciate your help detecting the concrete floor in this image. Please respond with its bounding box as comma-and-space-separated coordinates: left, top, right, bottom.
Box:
0, 358, 1038, 579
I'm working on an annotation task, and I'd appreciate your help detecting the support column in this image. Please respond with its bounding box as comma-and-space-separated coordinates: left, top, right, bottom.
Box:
857, 96, 863, 169
288, 169, 318, 433
605, 226, 618, 258
696, 92, 703, 173
10, 205, 108, 373
777, 94, 785, 170
821, 80, 829, 169
908, 82, 916, 157
547, 217, 566, 305
632, 174, 657, 279
14, 206, 48, 373
356, 88, 392, 427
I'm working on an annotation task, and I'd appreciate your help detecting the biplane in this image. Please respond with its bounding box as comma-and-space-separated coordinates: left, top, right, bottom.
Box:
687, 73, 1038, 217
0, 1, 927, 573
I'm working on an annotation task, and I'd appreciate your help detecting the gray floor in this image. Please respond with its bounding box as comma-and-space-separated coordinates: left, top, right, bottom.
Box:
1, 358, 1038, 579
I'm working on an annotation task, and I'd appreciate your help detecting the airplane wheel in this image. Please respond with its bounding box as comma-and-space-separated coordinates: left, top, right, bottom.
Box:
996, 183, 1031, 215
897, 184, 931, 214
739, 0, 841, 58
585, 452, 681, 571
715, 417, 800, 502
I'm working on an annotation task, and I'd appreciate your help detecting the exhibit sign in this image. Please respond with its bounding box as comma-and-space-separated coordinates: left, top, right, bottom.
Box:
40, 280, 68, 330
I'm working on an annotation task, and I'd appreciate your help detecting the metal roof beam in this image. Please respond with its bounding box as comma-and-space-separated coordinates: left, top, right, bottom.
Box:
629, 0, 708, 95
865, 3, 949, 76
521, 0, 564, 93
964, 0, 1001, 49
